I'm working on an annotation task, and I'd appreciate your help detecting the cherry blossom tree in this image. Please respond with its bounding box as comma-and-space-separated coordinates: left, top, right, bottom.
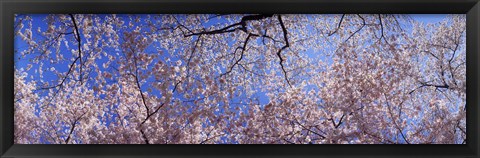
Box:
14, 14, 466, 144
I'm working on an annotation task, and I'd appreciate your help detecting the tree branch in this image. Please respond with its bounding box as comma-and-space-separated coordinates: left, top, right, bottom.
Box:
130, 51, 150, 117
65, 121, 76, 144
328, 114, 345, 129
276, 15, 292, 87
38, 15, 84, 108
378, 14, 390, 45
408, 81, 450, 94
363, 130, 395, 144
69, 14, 83, 84
294, 120, 326, 139
384, 93, 410, 144
344, 14, 366, 43
140, 103, 165, 125
199, 133, 225, 144
65, 111, 87, 144
184, 14, 273, 37
328, 14, 345, 36
219, 33, 257, 77
140, 129, 150, 144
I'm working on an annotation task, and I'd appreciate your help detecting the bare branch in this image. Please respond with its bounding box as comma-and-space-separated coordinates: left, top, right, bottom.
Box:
277, 15, 292, 87
328, 114, 345, 129
409, 81, 450, 94
328, 14, 345, 36
344, 14, 366, 43
140, 129, 150, 144
378, 14, 390, 45
293, 120, 326, 139
184, 14, 274, 37
69, 14, 83, 84
219, 33, 257, 77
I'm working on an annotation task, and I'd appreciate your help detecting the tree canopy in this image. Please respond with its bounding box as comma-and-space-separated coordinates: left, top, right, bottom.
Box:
14, 14, 466, 144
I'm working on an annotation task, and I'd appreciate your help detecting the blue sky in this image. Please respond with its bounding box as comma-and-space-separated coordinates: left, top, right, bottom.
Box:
411, 14, 447, 23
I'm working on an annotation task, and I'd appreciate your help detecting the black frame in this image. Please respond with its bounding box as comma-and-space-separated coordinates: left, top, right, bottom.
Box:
1, 0, 479, 158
